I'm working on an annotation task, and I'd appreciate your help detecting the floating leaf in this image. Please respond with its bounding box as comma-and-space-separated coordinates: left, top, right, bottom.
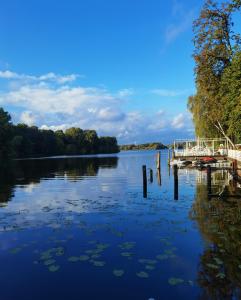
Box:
68, 256, 79, 262
48, 265, 60, 272
139, 259, 157, 265
10, 247, 22, 254
188, 280, 194, 286
136, 271, 149, 278
91, 260, 106, 267
121, 252, 133, 257
145, 265, 155, 270
168, 278, 184, 285
216, 272, 225, 279
206, 263, 219, 269
118, 242, 136, 250
55, 247, 65, 256
44, 259, 56, 266
113, 269, 124, 277
79, 255, 89, 261
156, 254, 169, 260
214, 258, 223, 265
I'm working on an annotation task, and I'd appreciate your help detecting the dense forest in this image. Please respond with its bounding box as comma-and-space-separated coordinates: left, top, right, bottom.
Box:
188, 0, 241, 147
0, 107, 119, 160
120, 142, 167, 151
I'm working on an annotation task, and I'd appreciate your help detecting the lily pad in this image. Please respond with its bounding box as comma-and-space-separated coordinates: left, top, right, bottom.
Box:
206, 263, 219, 269
156, 254, 169, 260
113, 269, 125, 277
216, 272, 225, 279
145, 265, 155, 270
10, 247, 22, 254
48, 265, 60, 272
91, 260, 106, 267
136, 271, 149, 278
121, 252, 133, 257
118, 242, 136, 250
68, 256, 79, 262
168, 278, 184, 285
79, 255, 89, 261
44, 259, 56, 266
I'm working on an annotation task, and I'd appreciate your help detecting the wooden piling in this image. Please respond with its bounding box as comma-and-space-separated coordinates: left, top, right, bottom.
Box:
150, 169, 153, 183
174, 164, 178, 200
207, 165, 212, 196
142, 165, 147, 198
156, 151, 161, 170
168, 149, 170, 166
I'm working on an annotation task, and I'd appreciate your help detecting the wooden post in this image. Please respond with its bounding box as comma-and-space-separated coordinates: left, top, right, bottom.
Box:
174, 164, 178, 200
207, 165, 211, 196
168, 150, 170, 166
149, 169, 153, 183
156, 151, 161, 170
142, 165, 147, 198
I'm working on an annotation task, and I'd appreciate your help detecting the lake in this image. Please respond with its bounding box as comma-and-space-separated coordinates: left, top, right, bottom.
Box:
0, 150, 241, 300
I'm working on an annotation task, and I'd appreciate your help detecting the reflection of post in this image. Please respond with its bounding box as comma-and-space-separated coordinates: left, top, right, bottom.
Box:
207, 165, 211, 196
174, 164, 178, 200
142, 165, 147, 198
156, 151, 161, 170
232, 159, 238, 176
150, 169, 153, 183
157, 168, 161, 186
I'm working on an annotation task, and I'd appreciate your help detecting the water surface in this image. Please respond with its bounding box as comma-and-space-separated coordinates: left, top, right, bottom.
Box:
0, 150, 241, 300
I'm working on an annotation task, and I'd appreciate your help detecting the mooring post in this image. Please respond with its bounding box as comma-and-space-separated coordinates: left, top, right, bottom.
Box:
174, 164, 178, 200
168, 149, 170, 166
207, 165, 212, 197
149, 168, 153, 183
142, 165, 147, 198
157, 151, 161, 170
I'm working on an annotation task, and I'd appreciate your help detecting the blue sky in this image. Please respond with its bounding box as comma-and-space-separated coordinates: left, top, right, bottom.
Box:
0, 0, 234, 144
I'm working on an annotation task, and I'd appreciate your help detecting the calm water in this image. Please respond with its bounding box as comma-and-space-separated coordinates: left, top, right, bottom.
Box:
0, 150, 241, 300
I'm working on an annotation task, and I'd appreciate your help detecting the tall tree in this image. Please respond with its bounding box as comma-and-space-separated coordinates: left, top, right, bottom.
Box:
188, 0, 241, 147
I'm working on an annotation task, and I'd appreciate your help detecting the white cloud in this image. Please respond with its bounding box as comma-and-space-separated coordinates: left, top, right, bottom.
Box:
172, 113, 185, 129
117, 88, 134, 98
151, 89, 189, 97
0, 70, 81, 84
98, 107, 125, 122
164, 1, 196, 44
20, 111, 36, 126
0, 70, 194, 143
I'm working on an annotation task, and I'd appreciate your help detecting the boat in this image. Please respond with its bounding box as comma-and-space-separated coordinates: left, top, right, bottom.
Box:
201, 157, 217, 164
170, 159, 192, 167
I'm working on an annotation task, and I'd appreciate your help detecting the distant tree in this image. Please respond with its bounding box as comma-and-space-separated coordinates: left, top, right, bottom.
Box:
0, 108, 13, 160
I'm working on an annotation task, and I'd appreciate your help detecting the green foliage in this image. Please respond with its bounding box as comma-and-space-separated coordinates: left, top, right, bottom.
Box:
0, 108, 119, 159
120, 142, 167, 151
0, 108, 12, 161
188, 0, 241, 143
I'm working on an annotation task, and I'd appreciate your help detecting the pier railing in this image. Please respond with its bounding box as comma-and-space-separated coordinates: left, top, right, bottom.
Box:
174, 149, 228, 157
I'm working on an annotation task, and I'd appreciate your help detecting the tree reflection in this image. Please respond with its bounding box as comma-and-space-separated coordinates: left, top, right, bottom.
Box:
190, 170, 241, 299
0, 156, 118, 205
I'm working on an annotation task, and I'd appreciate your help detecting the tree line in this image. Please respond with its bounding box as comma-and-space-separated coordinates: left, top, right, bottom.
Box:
0, 107, 119, 160
188, 0, 241, 147
120, 142, 167, 151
